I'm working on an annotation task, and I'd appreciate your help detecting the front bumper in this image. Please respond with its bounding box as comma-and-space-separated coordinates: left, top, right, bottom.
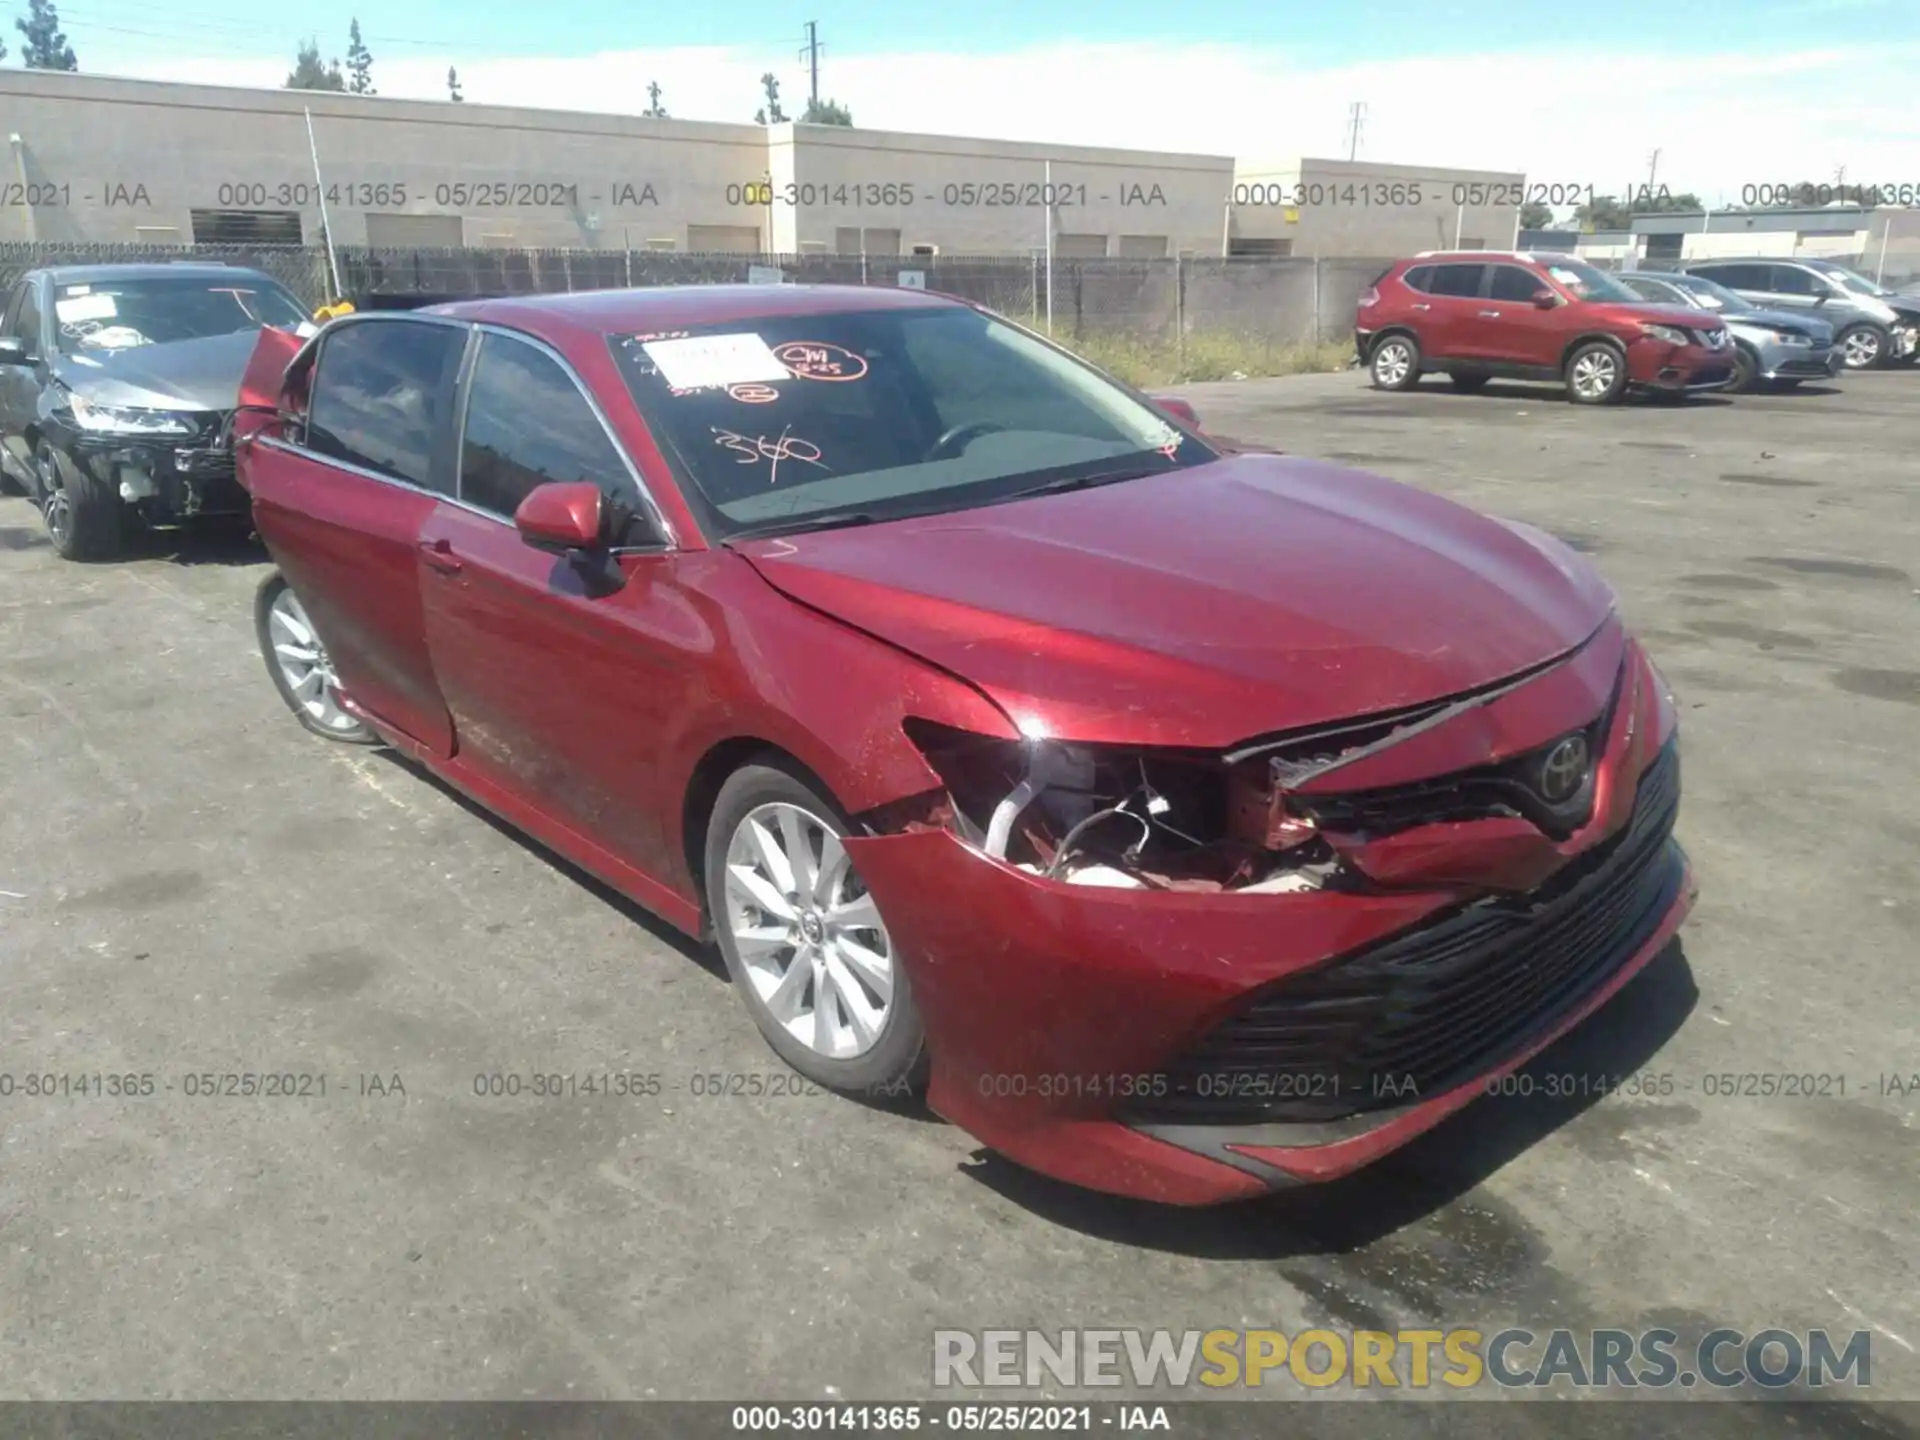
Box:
844, 641, 1693, 1205
1752, 338, 1844, 380
67, 429, 245, 521
1628, 338, 1733, 391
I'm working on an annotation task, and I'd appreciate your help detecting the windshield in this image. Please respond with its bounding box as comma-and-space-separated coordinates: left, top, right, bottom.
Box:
52, 276, 312, 355
608, 305, 1215, 538
1670, 276, 1749, 310
1541, 261, 1640, 304
1804, 262, 1884, 297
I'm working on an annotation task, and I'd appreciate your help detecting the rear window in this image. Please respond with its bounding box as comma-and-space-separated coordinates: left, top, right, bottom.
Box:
606, 305, 1215, 538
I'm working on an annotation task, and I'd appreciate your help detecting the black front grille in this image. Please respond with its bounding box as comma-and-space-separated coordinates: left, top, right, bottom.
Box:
1130, 740, 1683, 1125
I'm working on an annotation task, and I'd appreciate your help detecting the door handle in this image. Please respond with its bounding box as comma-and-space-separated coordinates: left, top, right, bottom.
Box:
1478, 309, 1502, 317
1410, 303, 1431, 311
419, 537, 463, 575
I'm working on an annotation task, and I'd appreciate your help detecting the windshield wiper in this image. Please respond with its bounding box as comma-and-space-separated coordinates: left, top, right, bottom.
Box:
725, 509, 882, 542
1004, 463, 1170, 501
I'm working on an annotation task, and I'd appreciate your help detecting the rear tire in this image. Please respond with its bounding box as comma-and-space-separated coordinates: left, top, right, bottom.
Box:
38, 440, 128, 561
705, 760, 928, 1098
1368, 334, 1422, 391
1448, 371, 1491, 393
255, 573, 377, 744
1565, 342, 1628, 405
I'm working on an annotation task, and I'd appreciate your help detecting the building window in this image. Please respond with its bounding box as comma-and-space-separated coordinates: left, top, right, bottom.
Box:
134, 226, 185, 244
688, 225, 762, 254
910, 243, 938, 257
1228, 238, 1292, 257
1644, 233, 1684, 260
1116, 234, 1167, 258
861, 228, 902, 255
645, 238, 676, 251
190, 209, 303, 245
1053, 233, 1109, 258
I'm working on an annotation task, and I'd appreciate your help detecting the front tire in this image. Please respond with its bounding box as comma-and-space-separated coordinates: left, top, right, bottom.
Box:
1368, 334, 1422, 391
1565, 341, 1628, 405
705, 761, 927, 1096
255, 573, 377, 743
37, 440, 127, 561
1728, 346, 1758, 393
1835, 323, 1887, 370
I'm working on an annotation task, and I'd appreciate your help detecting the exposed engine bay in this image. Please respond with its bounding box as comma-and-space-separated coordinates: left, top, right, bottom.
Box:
893, 653, 1618, 895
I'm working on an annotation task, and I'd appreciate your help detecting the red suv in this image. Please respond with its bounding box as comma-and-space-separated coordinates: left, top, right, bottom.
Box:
1357, 251, 1735, 404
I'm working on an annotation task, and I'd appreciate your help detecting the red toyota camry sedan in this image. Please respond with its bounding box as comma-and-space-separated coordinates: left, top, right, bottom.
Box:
236, 285, 1694, 1206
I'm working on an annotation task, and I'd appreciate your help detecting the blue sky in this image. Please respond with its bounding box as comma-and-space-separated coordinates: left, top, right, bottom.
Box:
31, 0, 1920, 201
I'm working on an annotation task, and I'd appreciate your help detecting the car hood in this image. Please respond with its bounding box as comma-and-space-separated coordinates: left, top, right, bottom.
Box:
1724, 307, 1835, 341
736, 453, 1615, 749
1610, 301, 1726, 331
49, 328, 271, 412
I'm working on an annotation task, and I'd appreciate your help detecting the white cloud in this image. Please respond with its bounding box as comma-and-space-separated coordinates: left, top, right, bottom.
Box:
88, 39, 1920, 203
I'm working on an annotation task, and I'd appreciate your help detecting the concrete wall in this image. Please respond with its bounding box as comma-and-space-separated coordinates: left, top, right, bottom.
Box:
0, 70, 770, 250
1228, 157, 1523, 258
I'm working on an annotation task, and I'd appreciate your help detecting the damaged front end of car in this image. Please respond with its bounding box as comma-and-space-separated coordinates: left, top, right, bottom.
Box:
840, 615, 1695, 1204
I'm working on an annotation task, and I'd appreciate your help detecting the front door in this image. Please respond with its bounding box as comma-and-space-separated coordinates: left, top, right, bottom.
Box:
417, 327, 686, 880
248, 315, 468, 757
0, 279, 47, 490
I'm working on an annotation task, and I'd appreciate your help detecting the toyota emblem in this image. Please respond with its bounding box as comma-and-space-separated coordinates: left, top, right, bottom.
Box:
1537, 735, 1591, 804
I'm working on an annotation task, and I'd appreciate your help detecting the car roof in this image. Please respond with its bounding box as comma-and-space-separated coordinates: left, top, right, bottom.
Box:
29, 262, 285, 285
426, 284, 969, 341
1407, 251, 1568, 264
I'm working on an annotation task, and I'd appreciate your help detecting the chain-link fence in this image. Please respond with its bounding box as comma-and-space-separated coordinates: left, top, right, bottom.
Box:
5, 240, 1912, 384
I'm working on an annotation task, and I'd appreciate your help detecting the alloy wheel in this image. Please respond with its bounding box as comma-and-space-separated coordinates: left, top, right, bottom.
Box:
1373, 341, 1412, 386
1841, 328, 1882, 369
1571, 350, 1618, 398
37, 449, 71, 548
267, 586, 361, 736
723, 801, 894, 1060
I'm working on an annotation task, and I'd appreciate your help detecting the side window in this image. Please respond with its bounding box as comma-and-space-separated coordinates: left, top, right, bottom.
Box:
1621, 277, 1678, 303
1768, 265, 1823, 296
1401, 265, 1435, 293
1426, 264, 1486, 298
1697, 264, 1765, 291
7, 282, 43, 357
1489, 266, 1544, 301
307, 319, 465, 491
459, 331, 645, 525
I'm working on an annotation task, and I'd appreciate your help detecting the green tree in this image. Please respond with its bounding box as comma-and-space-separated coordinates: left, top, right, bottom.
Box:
752, 73, 786, 124
448, 66, 463, 101
286, 38, 346, 91
1632, 190, 1702, 214
17, 0, 77, 70
800, 96, 852, 126
1574, 195, 1632, 231
345, 19, 375, 95
642, 80, 667, 118
1519, 200, 1555, 230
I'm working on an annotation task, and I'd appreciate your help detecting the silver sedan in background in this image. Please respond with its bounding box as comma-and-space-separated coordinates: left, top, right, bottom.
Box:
1618, 271, 1843, 391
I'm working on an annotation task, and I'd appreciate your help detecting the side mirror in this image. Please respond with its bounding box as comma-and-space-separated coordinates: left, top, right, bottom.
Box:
1532, 288, 1558, 309
0, 336, 31, 366
1152, 396, 1200, 428
515, 481, 607, 554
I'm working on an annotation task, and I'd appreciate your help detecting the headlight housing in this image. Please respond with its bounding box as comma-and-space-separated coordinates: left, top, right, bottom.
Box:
1772, 329, 1812, 346
60, 392, 196, 437
1639, 323, 1692, 346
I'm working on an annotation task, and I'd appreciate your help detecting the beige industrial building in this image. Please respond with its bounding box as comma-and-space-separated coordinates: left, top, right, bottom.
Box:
2, 69, 1521, 259
1227, 156, 1528, 257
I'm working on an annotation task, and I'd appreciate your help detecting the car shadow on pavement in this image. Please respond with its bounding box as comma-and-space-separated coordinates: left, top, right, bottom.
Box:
960, 938, 1700, 1254
364, 746, 726, 982
1438, 382, 1736, 408
142, 518, 269, 566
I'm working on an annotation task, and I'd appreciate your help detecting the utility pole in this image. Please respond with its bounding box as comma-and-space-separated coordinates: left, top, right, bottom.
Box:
1345, 102, 1366, 161
1646, 148, 1660, 196
799, 21, 821, 111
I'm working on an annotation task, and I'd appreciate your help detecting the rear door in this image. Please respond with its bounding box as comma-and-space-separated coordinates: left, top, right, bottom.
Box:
247, 313, 467, 756
416, 325, 686, 879
1762, 264, 1829, 313
1416, 262, 1489, 359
